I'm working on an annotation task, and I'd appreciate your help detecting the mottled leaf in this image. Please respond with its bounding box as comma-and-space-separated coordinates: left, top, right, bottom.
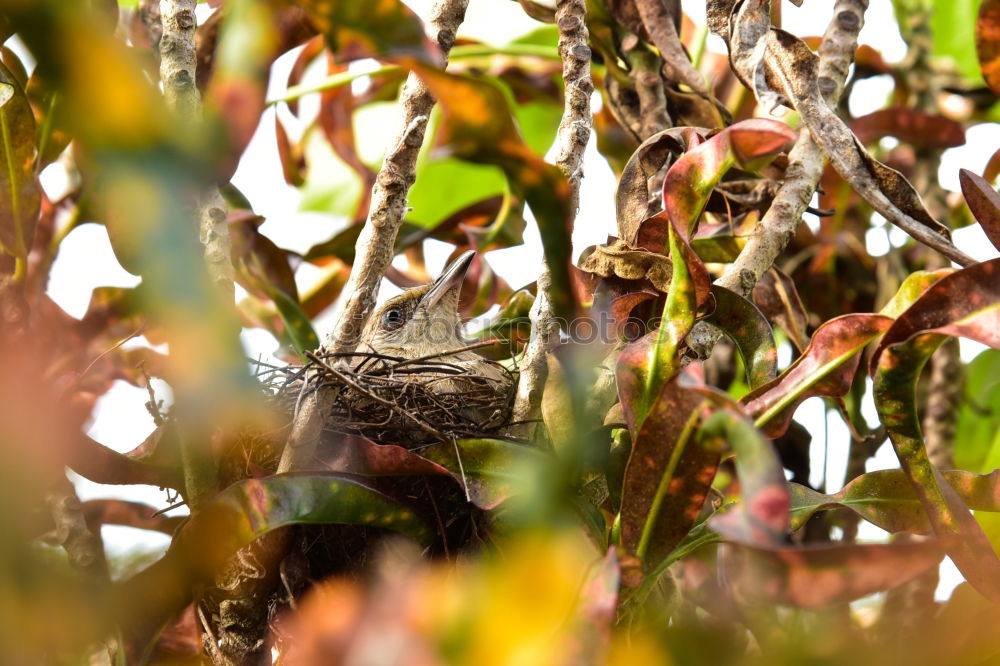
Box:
959, 168, 1000, 254
790, 469, 1000, 534
690, 234, 746, 263
723, 539, 948, 608
0, 60, 40, 258
878, 268, 954, 319
275, 113, 306, 187
303, 0, 440, 65
743, 314, 893, 437
319, 434, 452, 477
706, 285, 777, 389
662, 119, 796, 237
228, 212, 298, 302
873, 259, 1000, 600
619, 373, 717, 566
616, 225, 698, 432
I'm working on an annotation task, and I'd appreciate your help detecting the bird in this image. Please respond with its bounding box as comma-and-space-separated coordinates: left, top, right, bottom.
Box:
353, 250, 515, 432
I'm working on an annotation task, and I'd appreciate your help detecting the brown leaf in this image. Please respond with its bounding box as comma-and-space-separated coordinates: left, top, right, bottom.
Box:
752, 267, 809, 351
579, 238, 673, 292
615, 127, 708, 242
850, 108, 966, 150
959, 168, 1000, 254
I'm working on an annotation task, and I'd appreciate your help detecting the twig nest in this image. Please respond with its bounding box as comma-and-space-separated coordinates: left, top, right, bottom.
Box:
258, 349, 517, 448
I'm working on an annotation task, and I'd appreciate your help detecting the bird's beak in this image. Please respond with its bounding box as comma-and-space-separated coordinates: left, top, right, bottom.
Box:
422, 250, 475, 312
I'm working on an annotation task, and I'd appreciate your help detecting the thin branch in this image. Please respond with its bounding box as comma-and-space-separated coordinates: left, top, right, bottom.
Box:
510, 0, 593, 437
159, 0, 233, 508
687, 0, 865, 360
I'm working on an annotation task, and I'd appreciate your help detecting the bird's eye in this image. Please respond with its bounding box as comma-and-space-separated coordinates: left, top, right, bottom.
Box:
381, 307, 405, 330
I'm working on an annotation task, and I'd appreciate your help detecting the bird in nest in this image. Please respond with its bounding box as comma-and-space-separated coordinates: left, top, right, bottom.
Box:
339, 250, 516, 440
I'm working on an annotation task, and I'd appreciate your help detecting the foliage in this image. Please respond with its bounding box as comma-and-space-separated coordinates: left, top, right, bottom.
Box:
2, 0, 1000, 664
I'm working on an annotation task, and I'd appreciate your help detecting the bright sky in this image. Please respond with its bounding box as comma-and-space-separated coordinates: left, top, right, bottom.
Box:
26, 0, 998, 592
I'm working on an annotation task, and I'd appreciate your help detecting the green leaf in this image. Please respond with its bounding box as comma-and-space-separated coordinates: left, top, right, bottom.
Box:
955, 350, 1000, 473
789, 469, 1000, 534
0, 60, 39, 258
615, 226, 697, 433
706, 285, 777, 390
417, 438, 548, 510
270, 290, 320, 357
931, 0, 982, 84
873, 259, 1000, 601
302, 0, 440, 64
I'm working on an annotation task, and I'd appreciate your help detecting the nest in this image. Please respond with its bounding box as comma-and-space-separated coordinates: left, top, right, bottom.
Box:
256, 343, 517, 448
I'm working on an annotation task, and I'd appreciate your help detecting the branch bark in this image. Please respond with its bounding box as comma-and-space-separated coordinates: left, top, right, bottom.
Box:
159, 1, 234, 508
509, 0, 592, 436
687, 0, 866, 360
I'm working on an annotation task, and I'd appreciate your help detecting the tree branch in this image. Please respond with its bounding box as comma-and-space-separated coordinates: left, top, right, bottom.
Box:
276, 0, 470, 476
687, 0, 866, 360
510, 0, 592, 437
324, 0, 470, 354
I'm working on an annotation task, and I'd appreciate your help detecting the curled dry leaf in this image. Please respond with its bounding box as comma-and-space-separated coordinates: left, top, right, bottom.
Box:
752, 267, 809, 352
578, 238, 673, 292
708, 1, 975, 266
616, 127, 709, 242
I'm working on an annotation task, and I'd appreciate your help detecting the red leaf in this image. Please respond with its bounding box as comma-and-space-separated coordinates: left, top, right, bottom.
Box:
959, 169, 1000, 254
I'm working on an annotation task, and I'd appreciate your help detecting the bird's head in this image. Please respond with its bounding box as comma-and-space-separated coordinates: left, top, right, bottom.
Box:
358, 250, 475, 357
